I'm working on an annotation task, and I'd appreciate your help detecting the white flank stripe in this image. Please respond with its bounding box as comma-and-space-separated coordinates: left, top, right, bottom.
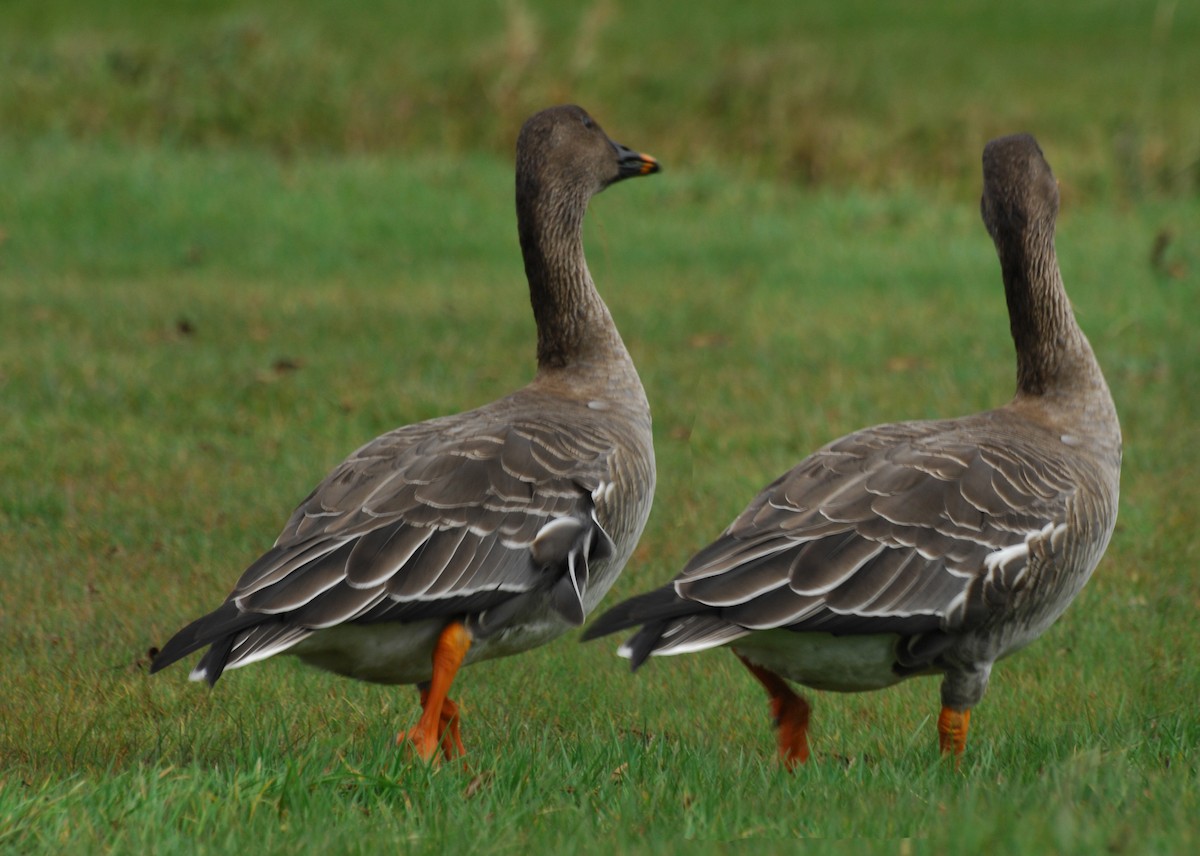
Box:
650, 636, 733, 656
983, 540, 1029, 573
228, 634, 311, 670
534, 516, 580, 543
387, 581, 530, 602
984, 522, 1067, 574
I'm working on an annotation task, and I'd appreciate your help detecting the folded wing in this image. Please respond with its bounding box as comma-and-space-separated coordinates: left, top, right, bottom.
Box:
154, 403, 620, 684
588, 415, 1077, 668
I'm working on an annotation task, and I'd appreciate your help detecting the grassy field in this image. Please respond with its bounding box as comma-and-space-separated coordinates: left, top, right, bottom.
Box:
2, 0, 1198, 196
2, 1, 1199, 853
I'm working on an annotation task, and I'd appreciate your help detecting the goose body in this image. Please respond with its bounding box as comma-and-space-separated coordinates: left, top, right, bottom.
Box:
585, 134, 1121, 765
152, 105, 660, 761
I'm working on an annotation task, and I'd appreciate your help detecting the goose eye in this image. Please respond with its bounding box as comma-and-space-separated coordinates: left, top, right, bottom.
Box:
580, 115, 595, 130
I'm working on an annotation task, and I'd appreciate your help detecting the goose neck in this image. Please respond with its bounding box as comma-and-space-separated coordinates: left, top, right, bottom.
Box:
518, 186, 626, 372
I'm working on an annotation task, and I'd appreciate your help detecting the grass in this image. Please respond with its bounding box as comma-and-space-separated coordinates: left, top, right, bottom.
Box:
2, 139, 1198, 853
2, 0, 1199, 852
1, 0, 1198, 197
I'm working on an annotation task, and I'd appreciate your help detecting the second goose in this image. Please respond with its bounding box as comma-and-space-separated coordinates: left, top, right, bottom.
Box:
586, 134, 1121, 767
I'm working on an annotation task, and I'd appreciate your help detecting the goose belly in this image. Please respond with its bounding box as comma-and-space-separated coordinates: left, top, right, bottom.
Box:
733, 630, 913, 693
289, 613, 572, 686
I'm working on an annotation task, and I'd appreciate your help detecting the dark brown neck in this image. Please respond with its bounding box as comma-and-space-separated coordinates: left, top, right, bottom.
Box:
997, 222, 1088, 397
517, 178, 623, 371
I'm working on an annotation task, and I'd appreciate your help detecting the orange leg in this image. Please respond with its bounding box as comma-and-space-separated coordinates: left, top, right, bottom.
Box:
736, 653, 811, 770
436, 696, 465, 760
937, 706, 971, 762
408, 687, 466, 760
398, 621, 472, 762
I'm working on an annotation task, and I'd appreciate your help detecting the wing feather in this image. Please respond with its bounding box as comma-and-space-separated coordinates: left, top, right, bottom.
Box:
589, 413, 1079, 662
236, 541, 354, 613
156, 394, 639, 682
344, 523, 434, 588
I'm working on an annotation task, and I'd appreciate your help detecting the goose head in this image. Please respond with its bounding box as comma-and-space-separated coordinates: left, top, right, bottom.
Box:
516, 105, 659, 211
981, 133, 1059, 243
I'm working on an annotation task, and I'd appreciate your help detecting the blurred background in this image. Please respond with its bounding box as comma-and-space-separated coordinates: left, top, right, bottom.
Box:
3, 0, 1196, 199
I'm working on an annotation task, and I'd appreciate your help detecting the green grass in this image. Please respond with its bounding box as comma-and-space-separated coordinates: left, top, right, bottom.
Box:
3, 138, 1198, 853
2, 0, 1198, 197
3, 0, 1200, 853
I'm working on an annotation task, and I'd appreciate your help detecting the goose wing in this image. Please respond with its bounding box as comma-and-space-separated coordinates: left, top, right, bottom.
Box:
589, 414, 1078, 665
154, 401, 621, 680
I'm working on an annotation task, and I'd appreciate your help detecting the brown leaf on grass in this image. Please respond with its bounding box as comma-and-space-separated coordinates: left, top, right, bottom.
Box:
631, 543, 654, 563
609, 762, 628, 784
618, 726, 661, 747
1149, 228, 1188, 279
669, 424, 692, 442
464, 772, 491, 799
183, 243, 206, 266
886, 354, 925, 373
689, 332, 729, 349
256, 356, 304, 383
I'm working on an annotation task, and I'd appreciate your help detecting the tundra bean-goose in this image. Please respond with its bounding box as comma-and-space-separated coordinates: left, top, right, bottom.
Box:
585, 134, 1120, 767
152, 105, 660, 762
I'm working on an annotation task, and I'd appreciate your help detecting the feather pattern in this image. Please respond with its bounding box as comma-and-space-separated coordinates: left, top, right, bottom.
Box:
158, 390, 654, 685
654, 411, 1094, 646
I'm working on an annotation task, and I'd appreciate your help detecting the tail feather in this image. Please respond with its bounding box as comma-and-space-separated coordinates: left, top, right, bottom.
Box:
194, 622, 314, 685
586, 585, 756, 670
190, 634, 238, 687
622, 619, 671, 670
582, 585, 694, 642
584, 585, 723, 671
151, 601, 267, 684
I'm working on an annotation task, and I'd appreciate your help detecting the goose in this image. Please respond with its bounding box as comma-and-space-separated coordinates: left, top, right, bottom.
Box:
585, 134, 1120, 767
152, 105, 660, 762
